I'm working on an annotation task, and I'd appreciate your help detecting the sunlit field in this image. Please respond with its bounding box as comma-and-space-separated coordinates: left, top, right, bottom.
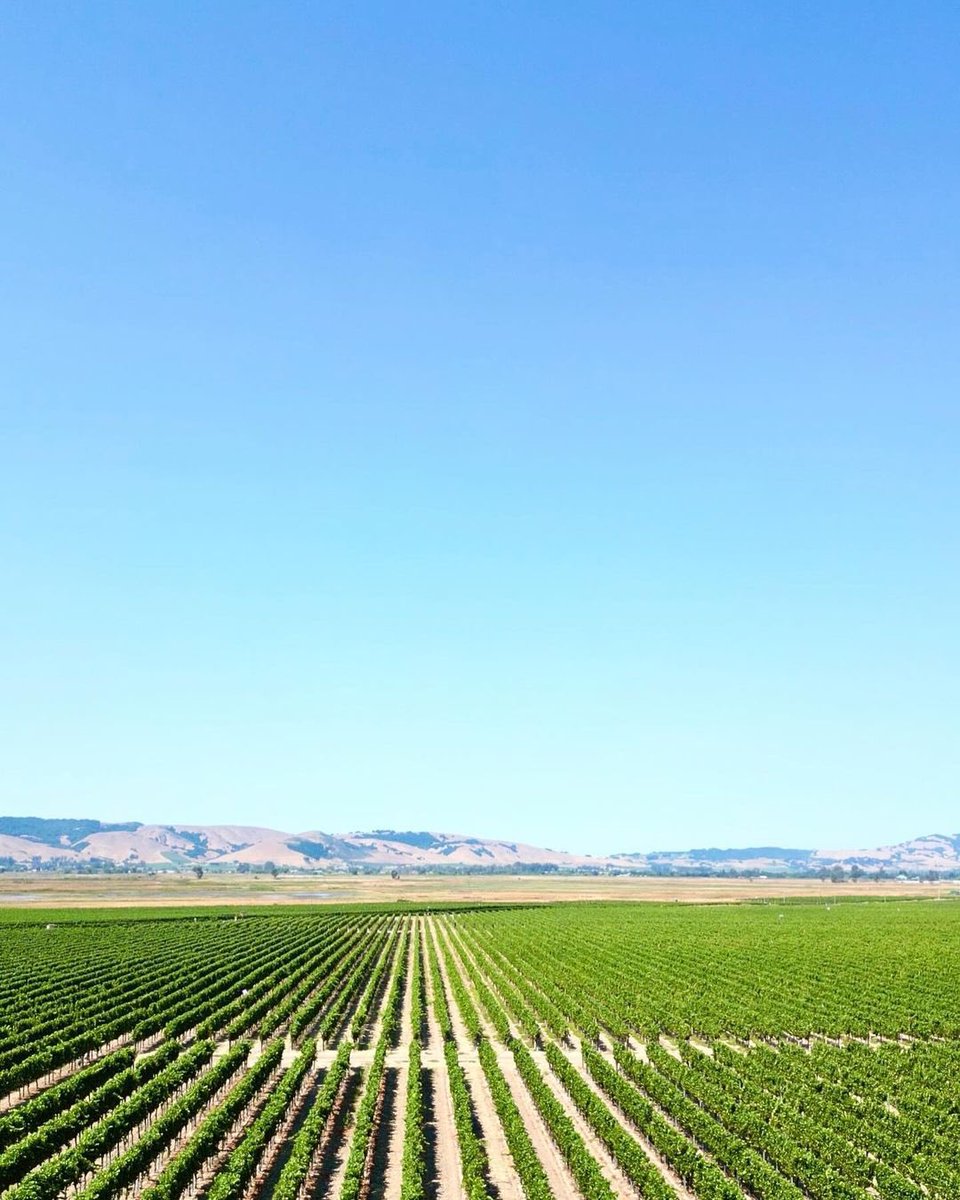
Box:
1, 898, 958, 1199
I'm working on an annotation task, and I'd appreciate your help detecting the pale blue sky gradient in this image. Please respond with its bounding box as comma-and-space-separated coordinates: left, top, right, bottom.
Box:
1, 3, 958, 853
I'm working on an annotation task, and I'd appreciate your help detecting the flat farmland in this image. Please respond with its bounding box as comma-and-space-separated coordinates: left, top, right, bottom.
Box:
0, 871, 947, 909
1, 899, 959, 1200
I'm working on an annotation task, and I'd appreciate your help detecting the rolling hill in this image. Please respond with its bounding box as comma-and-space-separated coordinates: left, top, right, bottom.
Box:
0, 816, 958, 875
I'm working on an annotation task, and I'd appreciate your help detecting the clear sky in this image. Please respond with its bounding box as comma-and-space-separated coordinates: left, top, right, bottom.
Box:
2, 3, 958, 854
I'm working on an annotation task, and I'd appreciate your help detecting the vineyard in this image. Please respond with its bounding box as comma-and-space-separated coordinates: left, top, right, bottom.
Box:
2, 899, 959, 1200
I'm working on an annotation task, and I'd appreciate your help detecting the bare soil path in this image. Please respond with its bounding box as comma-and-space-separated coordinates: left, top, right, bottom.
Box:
181, 1059, 284, 1198
530, 1046, 641, 1198
60, 1052, 251, 1200
382, 919, 416, 1200
322, 1067, 365, 1200
555, 1041, 693, 1199
447, 921, 721, 1200
421, 921, 466, 1200
427, 919, 523, 1200
437, 918, 583, 1200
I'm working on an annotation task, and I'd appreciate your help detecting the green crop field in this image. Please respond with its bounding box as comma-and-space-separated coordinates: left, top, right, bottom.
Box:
1, 899, 957, 1200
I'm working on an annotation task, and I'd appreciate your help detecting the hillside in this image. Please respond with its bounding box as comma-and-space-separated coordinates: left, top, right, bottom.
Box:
0, 816, 958, 875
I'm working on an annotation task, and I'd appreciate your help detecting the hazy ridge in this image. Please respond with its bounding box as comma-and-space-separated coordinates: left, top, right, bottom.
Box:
1, 816, 958, 876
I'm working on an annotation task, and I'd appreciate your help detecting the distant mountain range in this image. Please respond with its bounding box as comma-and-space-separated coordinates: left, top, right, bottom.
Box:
1, 817, 959, 876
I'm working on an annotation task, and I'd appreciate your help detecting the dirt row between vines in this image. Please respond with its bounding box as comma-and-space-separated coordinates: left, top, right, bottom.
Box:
7, 913, 729, 1200
439, 916, 704, 1200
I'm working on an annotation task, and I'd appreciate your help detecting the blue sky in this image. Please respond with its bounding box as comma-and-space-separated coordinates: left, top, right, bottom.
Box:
1, 3, 958, 854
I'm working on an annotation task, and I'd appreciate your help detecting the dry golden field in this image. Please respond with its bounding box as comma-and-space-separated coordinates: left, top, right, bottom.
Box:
0, 870, 945, 908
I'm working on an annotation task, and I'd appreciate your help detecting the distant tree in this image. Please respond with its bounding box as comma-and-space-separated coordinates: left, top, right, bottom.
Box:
830, 864, 846, 883
391, 868, 400, 880
926, 869, 940, 882
263, 861, 280, 878
236, 862, 250, 874
193, 866, 204, 879
849, 864, 864, 881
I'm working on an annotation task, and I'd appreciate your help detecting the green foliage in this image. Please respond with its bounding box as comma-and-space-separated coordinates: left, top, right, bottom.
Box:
545, 1042, 674, 1199
271, 1041, 352, 1200
3, 1042, 209, 1200
512, 1039, 615, 1200
4, 901, 960, 1200
0, 818, 140, 845
205, 1040, 316, 1200
141, 1040, 285, 1200
400, 1039, 426, 1200
425, 929, 490, 1199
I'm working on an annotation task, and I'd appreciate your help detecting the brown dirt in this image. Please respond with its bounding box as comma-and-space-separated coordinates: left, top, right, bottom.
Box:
382, 921, 416, 1200
427, 921, 523, 1200
435, 918, 584, 1200
530, 1044, 640, 1197
421, 921, 466, 1200
322, 1069, 365, 1200
556, 1040, 693, 1199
